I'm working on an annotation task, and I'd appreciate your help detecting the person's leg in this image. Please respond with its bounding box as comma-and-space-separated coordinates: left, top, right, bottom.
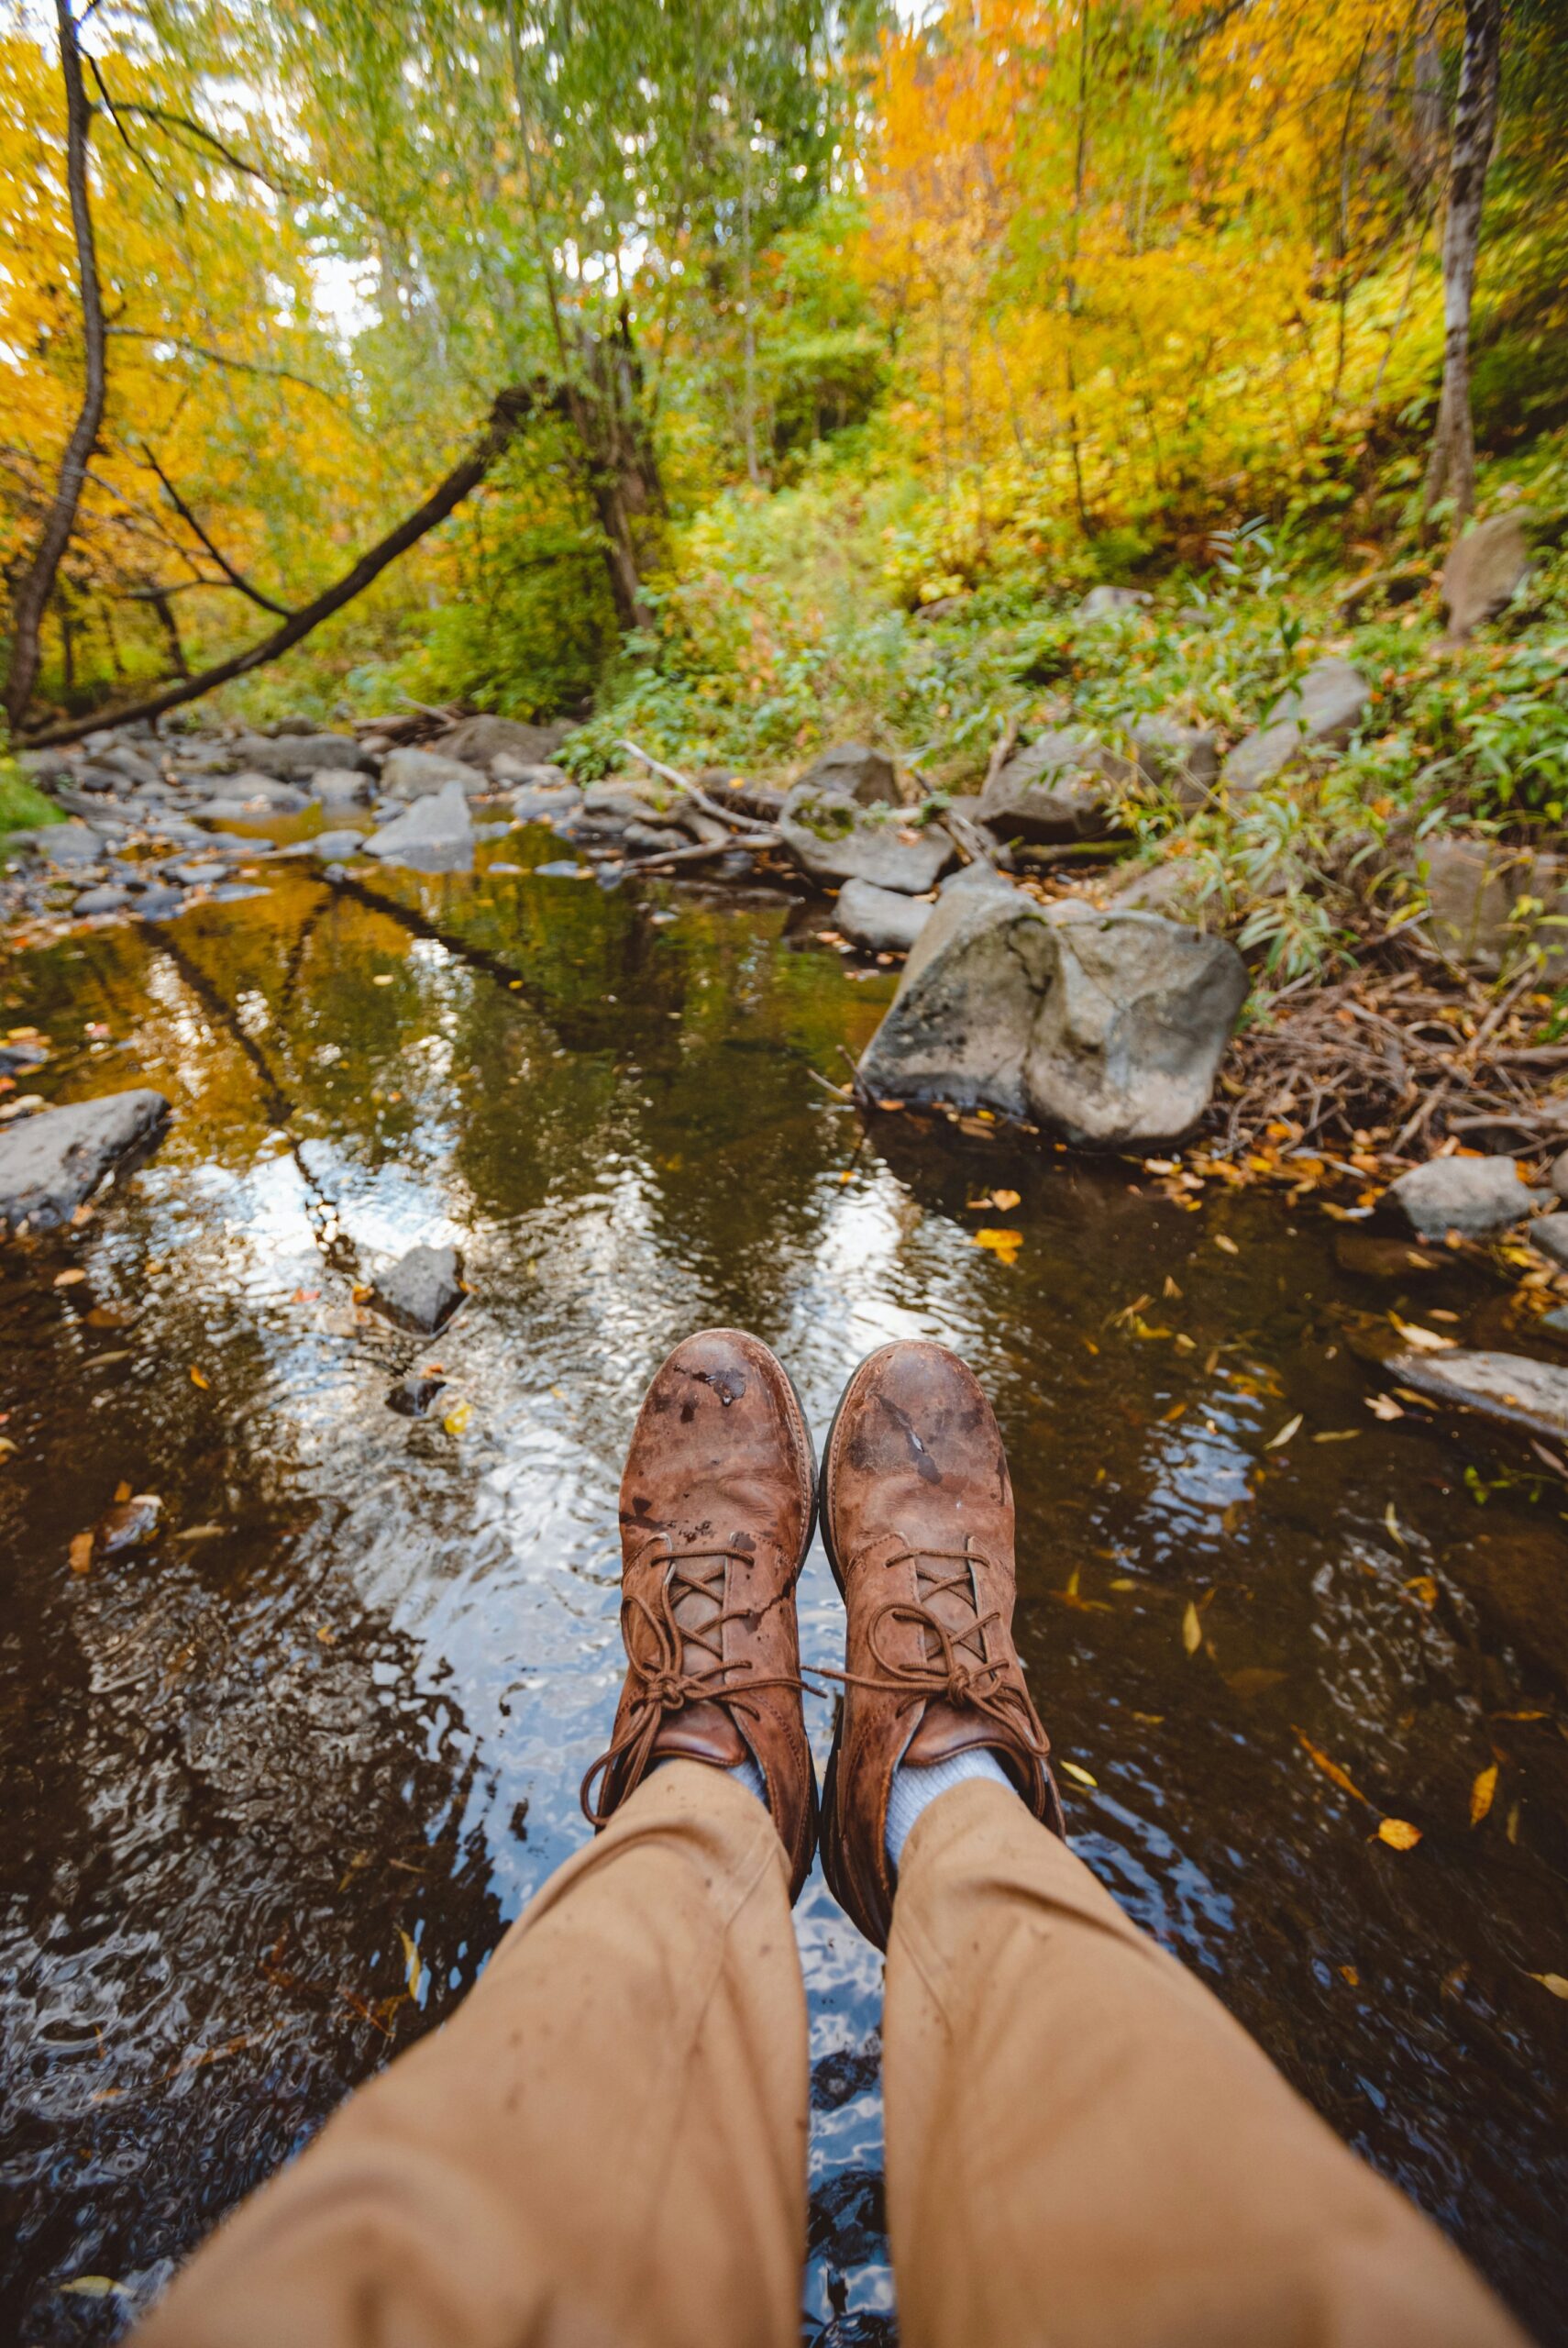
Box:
138, 1763, 806, 2348
818, 1340, 1524, 2348
140, 1328, 823, 2348
885, 1778, 1524, 2348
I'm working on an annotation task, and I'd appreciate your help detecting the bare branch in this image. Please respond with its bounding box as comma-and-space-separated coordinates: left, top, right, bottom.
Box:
139, 444, 294, 617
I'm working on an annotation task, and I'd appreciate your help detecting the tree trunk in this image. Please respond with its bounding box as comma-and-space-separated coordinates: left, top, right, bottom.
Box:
4, 0, 107, 730
24, 389, 539, 747
1422, 0, 1503, 525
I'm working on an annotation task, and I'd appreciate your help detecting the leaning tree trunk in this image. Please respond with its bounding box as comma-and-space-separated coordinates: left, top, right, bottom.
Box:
24, 388, 541, 747
5, 0, 106, 731
1422, 0, 1504, 526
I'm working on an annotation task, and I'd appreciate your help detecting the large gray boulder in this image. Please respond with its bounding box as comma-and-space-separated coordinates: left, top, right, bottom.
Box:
381, 746, 489, 801
371, 1243, 464, 1333
437, 715, 569, 770
858, 890, 1247, 1146
1417, 836, 1525, 971
232, 732, 375, 777
977, 730, 1132, 847
364, 782, 474, 873
779, 788, 954, 894
1442, 509, 1537, 641
1386, 1154, 1540, 1239
834, 878, 933, 954
796, 742, 900, 808
1221, 659, 1371, 794
1131, 716, 1219, 810
0, 1089, 171, 1234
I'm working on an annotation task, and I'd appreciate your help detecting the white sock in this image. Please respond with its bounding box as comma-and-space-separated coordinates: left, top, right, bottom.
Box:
653, 1752, 767, 1805
885, 1748, 1014, 1873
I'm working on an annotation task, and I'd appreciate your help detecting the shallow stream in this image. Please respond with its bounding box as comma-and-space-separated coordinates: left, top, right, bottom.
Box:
3, 828, 1566, 2342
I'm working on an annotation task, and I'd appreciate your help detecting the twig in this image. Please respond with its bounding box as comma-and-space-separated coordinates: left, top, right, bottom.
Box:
618, 738, 776, 836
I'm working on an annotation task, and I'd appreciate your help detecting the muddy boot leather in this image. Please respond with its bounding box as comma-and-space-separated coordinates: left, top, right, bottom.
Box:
820, 1339, 1065, 1948
581, 1328, 819, 1900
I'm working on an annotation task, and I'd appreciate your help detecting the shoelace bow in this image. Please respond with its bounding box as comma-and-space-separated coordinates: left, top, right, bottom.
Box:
580, 1535, 806, 1824
817, 1540, 1049, 1760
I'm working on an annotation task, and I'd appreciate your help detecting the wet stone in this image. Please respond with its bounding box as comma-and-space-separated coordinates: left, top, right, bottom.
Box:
72, 885, 130, 915
0, 1088, 171, 1233
370, 1244, 465, 1334
387, 1373, 448, 1418
1529, 1213, 1568, 1270
1386, 1155, 1541, 1239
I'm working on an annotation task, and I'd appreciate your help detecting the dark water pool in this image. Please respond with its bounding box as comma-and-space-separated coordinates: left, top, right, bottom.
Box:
2, 835, 1566, 2342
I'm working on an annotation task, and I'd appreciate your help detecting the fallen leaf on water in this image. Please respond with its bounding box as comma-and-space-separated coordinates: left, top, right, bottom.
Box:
53, 1268, 86, 1288
1375, 1818, 1422, 1851
1182, 1601, 1202, 1656
1163, 1275, 1182, 1299
1312, 1429, 1361, 1444
86, 1305, 129, 1328
443, 1401, 473, 1435
317, 1623, 336, 1644
1109, 1576, 1139, 1590
1403, 1576, 1439, 1608
174, 1523, 226, 1543
189, 1366, 209, 1390
293, 1288, 321, 1304
68, 1531, 94, 1576
1132, 1711, 1165, 1726
1390, 1315, 1455, 1352
1058, 1759, 1099, 1789
59, 2277, 122, 2298
1161, 1402, 1186, 1423
1340, 1965, 1361, 1988
400, 1928, 424, 2000
1384, 1501, 1407, 1548
1366, 1392, 1404, 1421
1214, 1234, 1240, 1255
1226, 1667, 1286, 1698
877, 1098, 904, 1113
1527, 1972, 1568, 1999
0, 1436, 17, 1460
115, 1479, 131, 1502
1294, 1729, 1372, 1807
973, 1227, 1022, 1266
1265, 1413, 1303, 1450
1470, 1763, 1498, 1828
991, 1188, 1021, 1211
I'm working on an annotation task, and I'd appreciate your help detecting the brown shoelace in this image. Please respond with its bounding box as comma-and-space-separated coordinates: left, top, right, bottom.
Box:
580, 1535, 806, 1824
817, 1539, 1049, 1759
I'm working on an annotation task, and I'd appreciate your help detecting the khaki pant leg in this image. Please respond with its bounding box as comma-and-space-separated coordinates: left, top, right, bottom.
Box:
884, 1779, 1525, 2348
137, 1762, 808, 2348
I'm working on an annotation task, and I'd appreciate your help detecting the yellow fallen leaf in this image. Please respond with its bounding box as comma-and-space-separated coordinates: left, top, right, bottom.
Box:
60, 2276, 122, 2298
53, 1267, 86, 1287
1340, 1965, 1360, 1988
991, 1188, 1021, 1211
1527, 1972, 1568, 2000
190, 1366, 209, 1390
1312, 1429, 1360, 1444
1404, 1576, 1438, 1608
1390, 1315, 1455, 1353
69, 1531, 94, 1576
1384, 1502, 1406, 1548
1366, 1392, 1404, 1421
174, 1523, 226, 1543
400, 1927, 423, 1999
1469, 1763, 1498, 1828
1376, 1818, 1422, 1851
1214, 1234, 1240, 1255
1182, 1600, 1202, 1655
973, 1227, 1022, 1266
1265, 1413, 1302, 1450
1058, 1758, 1098, 1789
1294, 1729, 1372, 1807
443, 1401, 472, 1434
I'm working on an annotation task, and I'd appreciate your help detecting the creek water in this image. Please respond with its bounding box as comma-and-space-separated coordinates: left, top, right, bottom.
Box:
2, 829, 1566, 2343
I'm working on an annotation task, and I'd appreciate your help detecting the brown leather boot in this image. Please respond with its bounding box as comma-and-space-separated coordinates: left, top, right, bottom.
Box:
581, 1328, 819, 1899
819, 1339, 1065, 1947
